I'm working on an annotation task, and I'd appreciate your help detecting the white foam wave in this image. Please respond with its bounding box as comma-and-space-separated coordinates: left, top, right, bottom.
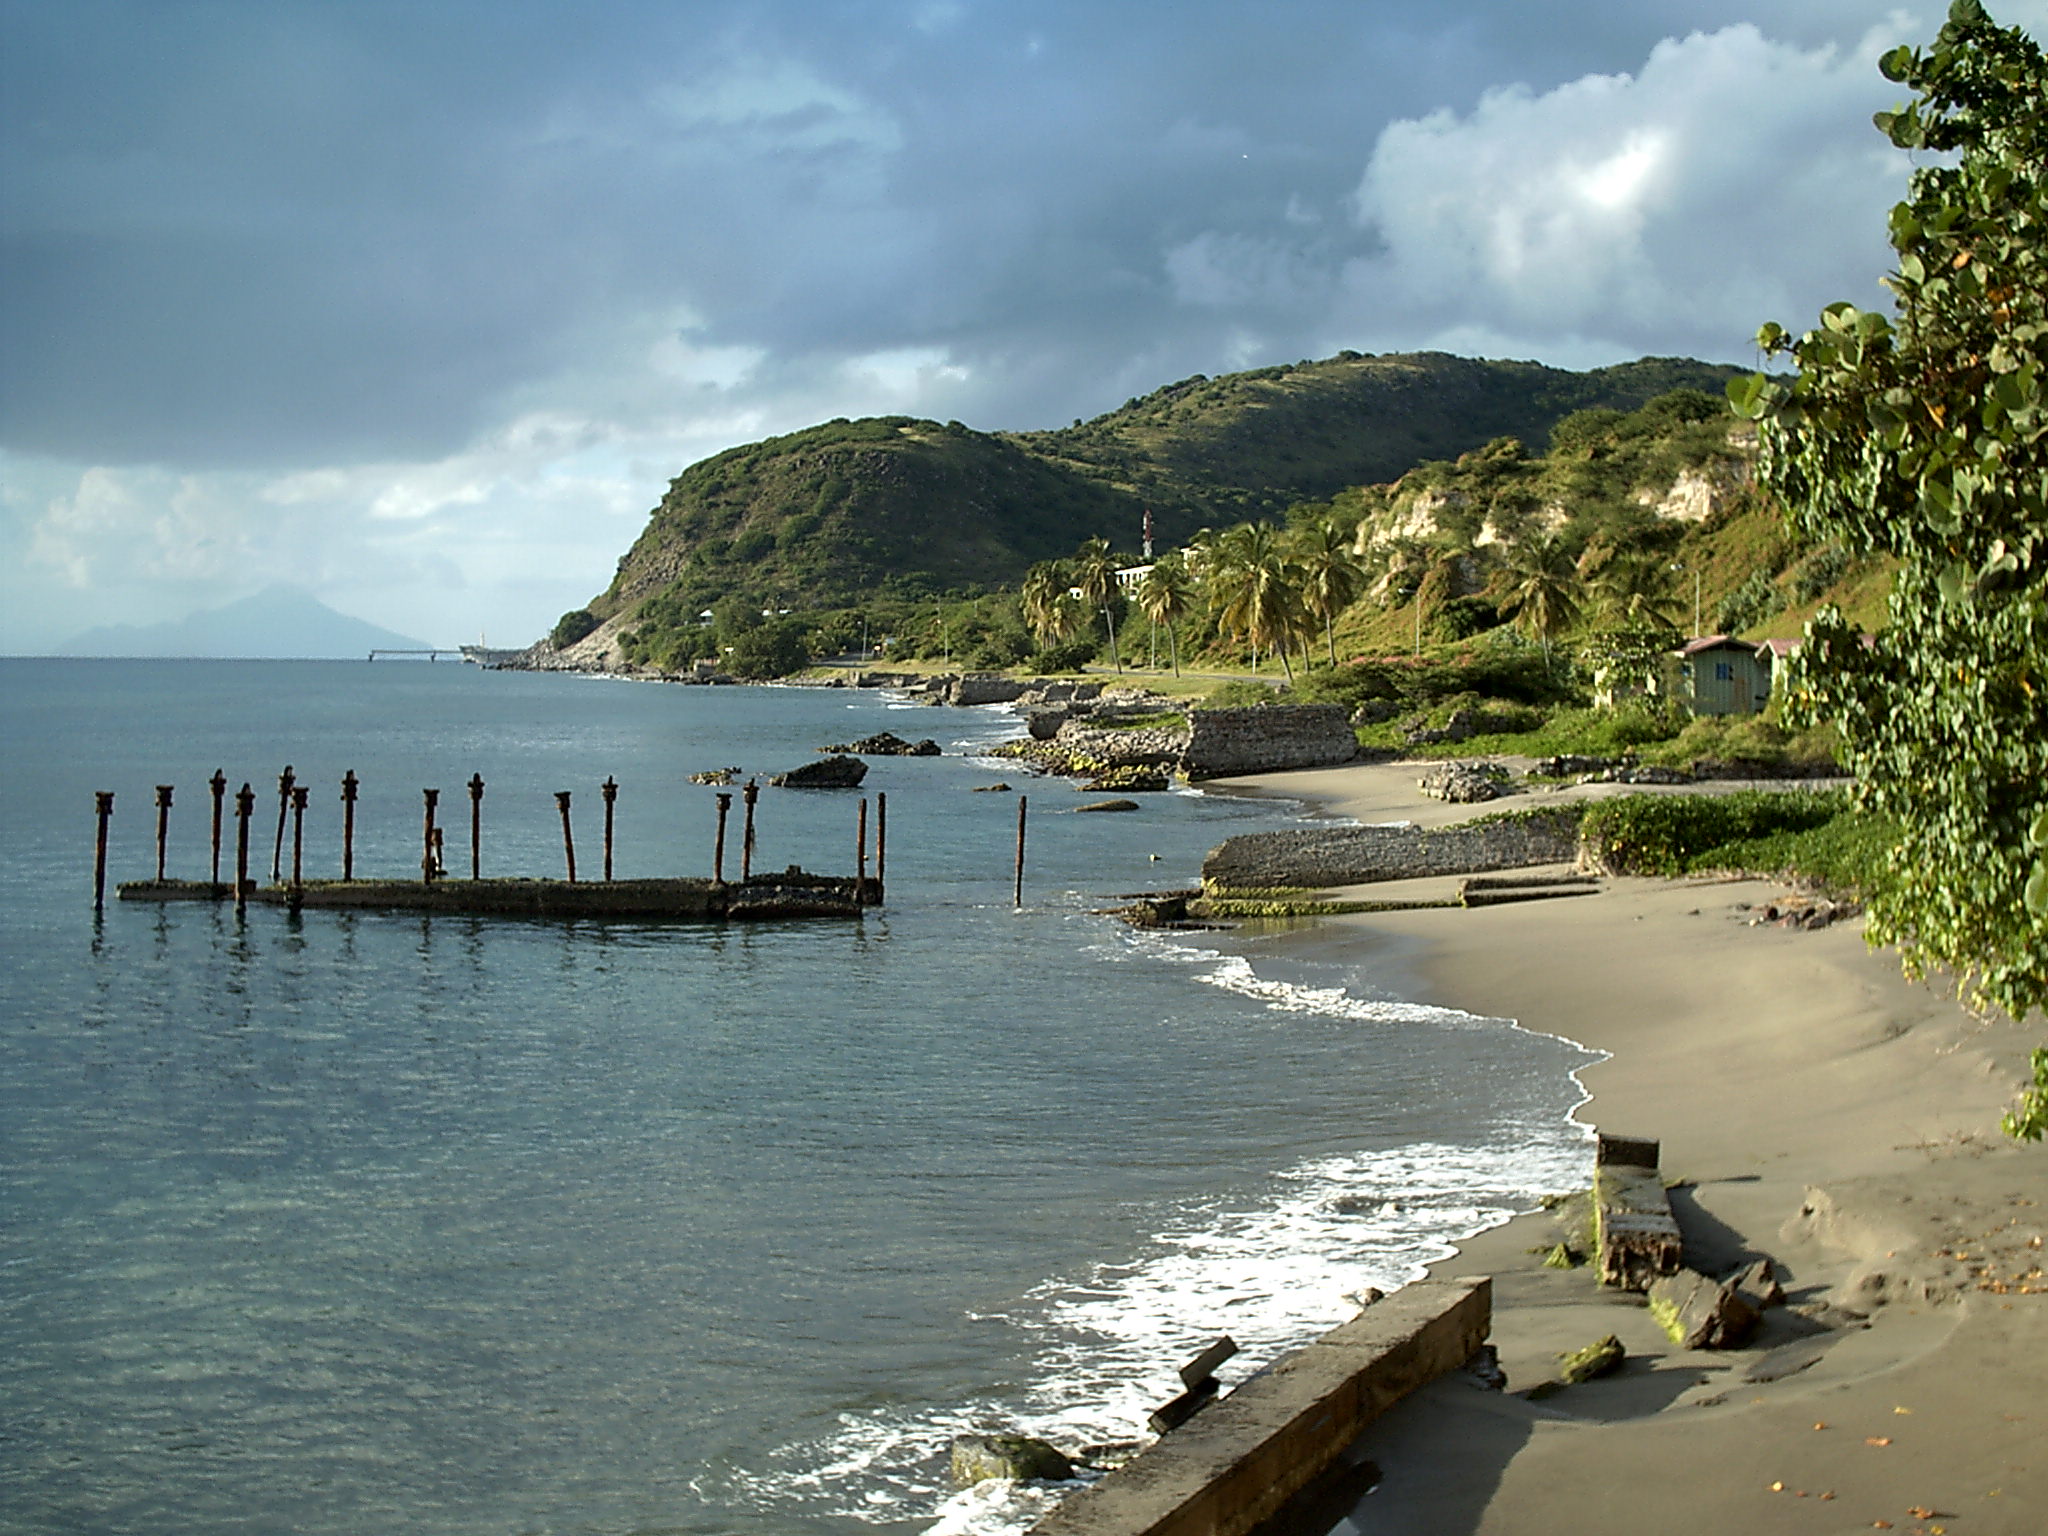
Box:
715, 1129, 1588, 1534
711, 933, 1593, 1536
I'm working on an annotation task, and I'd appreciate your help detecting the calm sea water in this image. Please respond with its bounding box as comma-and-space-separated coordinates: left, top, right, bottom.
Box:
0, 660, 1595, 1536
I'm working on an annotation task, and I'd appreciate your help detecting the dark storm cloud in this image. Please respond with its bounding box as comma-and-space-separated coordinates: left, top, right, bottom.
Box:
0, 0, 1951, 470
10, 0, 2042, 650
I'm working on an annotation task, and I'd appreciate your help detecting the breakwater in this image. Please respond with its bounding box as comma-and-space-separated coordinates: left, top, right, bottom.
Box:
117, 871, 874, 921
1201, 808, 1582, 889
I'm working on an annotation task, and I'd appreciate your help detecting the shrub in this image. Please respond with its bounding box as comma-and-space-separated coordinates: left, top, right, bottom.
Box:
1200, 680, 1291, 708
1713, 570, 1779, 635
550, 608, 600, 649
1026, 637, 1098, 673
1579, 790, 1851, 877
1791, 544, 1852, 603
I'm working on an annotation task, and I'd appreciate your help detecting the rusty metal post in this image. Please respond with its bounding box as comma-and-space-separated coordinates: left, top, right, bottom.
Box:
93, 791, 114, 910
271, 765, 295, 882
340, 770, 358, 881
713, 792, 732, 883
421, 788, 440, 884
855, 796, 869, 906
209, 769, 227, 889
601, 776, 618, 882
740, 779, 758, 880
875, 791, 887, 888
290, 785, 308, 901
556, 791, 577, 883
234, 783, 254, 912
467, 773, 484, 880
154, 784, 174, 883
1013, 794, 1027, 909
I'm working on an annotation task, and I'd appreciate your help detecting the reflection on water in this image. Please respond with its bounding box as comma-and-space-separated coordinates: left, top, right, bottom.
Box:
1, 662, 1593, 1536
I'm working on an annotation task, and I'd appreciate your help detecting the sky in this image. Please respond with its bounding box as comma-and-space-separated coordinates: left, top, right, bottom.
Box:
5, 0, 2044, 652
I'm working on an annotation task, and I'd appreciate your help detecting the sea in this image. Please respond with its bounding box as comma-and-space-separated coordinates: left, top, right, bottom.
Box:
0, 659, 1599, 1536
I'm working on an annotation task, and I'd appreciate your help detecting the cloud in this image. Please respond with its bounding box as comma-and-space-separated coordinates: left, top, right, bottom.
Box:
1332, 21, 1920, 364
10, 1, 2046, 652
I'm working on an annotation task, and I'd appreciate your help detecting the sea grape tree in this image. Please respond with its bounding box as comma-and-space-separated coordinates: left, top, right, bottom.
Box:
1730, 3, 2048, 1074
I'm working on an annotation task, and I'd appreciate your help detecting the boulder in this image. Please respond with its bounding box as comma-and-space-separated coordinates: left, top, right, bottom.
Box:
1075, 799, 1140, 813
819, 731, 940, 756
1532, 754, 1623, 778
1463, 1343, 1508, 1391
1556, 1334, 1625, 1384
948, 674, 1030, 706
1082, 767, 1171, 793
1418, 761, 1509, 803
1350, 699, 1398, 726
949, 1433, 1075, 1487
1025, 704, 1085, 740
1731, 1256, 1786, 1312
769, 754, 868, 789
1648, 1267, 1761, 1349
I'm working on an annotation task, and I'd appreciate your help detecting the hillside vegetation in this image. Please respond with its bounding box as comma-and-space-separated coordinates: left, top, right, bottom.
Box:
584, 351, 1743, 628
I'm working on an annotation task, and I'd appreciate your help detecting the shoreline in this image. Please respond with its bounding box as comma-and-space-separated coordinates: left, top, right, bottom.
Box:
1201, 760, 2045, 1536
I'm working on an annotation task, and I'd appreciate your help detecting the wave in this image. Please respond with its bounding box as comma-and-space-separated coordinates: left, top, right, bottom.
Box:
709, 935, 1593, 1536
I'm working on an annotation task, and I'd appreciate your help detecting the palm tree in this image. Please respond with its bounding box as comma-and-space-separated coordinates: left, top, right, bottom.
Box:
1373, 538, 1461, 656
1207, 522, 1306, 683
1496, 536, 1583, 667
1020, 561, 1068, 643
1135, 553, 1194, 675
1585, 547, 1682, 631
1291, 521, 1368, 668
1070, 536, 1123, 674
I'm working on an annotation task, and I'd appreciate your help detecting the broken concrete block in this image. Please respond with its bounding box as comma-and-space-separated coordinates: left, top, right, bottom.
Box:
1648, 1268, 1760, 1349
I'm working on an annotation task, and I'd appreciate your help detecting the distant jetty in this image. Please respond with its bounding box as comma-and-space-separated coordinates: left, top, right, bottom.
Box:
91, 768, 886, 924
118, 872, 874, 921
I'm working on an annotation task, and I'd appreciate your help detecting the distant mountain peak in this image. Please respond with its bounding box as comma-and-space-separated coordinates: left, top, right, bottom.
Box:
56, 587, 436, 659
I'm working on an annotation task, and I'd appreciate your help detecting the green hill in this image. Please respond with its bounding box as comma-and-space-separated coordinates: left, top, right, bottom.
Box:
583, 351, 1744, 628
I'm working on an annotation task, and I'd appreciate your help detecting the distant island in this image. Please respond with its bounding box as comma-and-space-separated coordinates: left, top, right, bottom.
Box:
55, 584, 437, 659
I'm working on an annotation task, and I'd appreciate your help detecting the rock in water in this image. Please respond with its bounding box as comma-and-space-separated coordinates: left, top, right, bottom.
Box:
1075, 798, 1140, 813
949, 1433, 1075, 1487
817, 731, 941, 757
769, 754, 868, 788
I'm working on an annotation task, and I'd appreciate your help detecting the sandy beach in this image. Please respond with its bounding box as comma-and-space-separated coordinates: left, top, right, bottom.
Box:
1209, 762, 2047, 1536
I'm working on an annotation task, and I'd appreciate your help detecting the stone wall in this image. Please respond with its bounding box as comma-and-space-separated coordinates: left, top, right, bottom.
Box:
1027, 1278, 1491, 1536
1179, 705, 1358, 780
1051, 719, 1192, 764
1201, 807, 1582, 889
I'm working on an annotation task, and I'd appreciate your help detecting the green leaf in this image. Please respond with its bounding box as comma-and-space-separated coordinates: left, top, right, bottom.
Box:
1726, 373, 1770, 419
2027, 860, 2048, 918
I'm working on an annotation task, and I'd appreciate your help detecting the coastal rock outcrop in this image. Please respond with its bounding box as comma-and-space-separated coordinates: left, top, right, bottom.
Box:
769, 755, 868, 788
949, 1433, 1075, 1486
1418, 760, 1510, 803
819, 731, 941, 756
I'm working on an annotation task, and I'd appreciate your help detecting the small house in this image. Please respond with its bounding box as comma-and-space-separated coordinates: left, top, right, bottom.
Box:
1670, 635, 1774, 716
